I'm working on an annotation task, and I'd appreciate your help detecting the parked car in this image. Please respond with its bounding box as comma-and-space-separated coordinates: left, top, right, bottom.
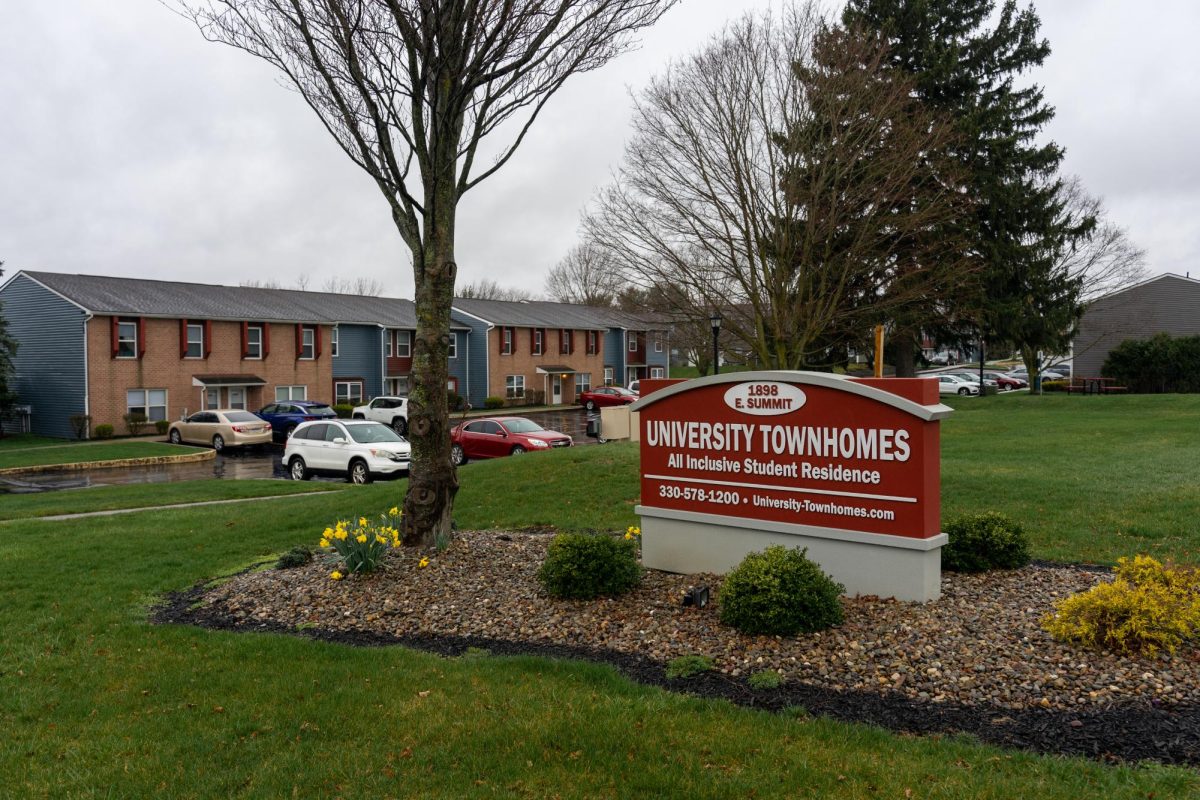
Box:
256, 400, 338, 440
578, 386, 639, 411
450, 416, 572, 465
284, 419, 411, 484
351, 396, 409, 435
1010, 368, 1067, 384
167, 409, 272, 451
983, 371, 1027, 391
936, 374, 980, 396
628, 380, 640, 394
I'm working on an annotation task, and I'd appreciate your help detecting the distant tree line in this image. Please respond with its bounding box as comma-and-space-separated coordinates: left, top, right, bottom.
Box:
1104, 334, 1200, 394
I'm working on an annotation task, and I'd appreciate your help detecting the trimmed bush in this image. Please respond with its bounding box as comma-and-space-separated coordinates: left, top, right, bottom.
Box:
719, 546, 844, 635
1044, 556, 1200, 655
93, 423, 114, 439
447, 391, 466, 412
942, 512, 1030, 573
483, 396, 505, 409
68, 414, 92, 440
155, 420, 170, 435
1103, 332, 1200, 393
666, 654, 713, 679
332, 404, 355, 419
748, 670, 783, 690
123, 412, 148, 436
1041, 379, 1068, 393
536, 533, 640, 599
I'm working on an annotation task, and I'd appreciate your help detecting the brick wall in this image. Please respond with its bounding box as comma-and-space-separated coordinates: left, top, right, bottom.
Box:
489, 326, 605, 403
86, 316, 333, 430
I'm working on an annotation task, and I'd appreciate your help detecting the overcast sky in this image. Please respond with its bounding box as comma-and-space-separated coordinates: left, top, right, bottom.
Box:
2, 1, 1198, 299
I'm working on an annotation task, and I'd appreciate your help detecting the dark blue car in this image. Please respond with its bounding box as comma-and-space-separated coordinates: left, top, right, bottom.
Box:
256, 401, 338, 440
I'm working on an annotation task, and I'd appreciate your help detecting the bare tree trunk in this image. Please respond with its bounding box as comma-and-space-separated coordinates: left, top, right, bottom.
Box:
1021, 345, 1042, 395
893, 339, 916, 378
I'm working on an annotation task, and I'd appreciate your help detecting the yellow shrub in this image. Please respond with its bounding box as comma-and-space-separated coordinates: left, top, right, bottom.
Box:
1043, 556, 1200, 656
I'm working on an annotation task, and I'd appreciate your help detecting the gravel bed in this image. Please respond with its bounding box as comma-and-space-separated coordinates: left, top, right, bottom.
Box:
159, 530, 1200, 765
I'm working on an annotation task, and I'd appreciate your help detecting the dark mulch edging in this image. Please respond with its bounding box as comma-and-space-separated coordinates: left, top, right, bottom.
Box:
153, 583, 1200, 768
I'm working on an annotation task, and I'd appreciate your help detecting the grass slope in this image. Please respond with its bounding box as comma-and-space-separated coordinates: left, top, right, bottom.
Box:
0, 441, 205, 470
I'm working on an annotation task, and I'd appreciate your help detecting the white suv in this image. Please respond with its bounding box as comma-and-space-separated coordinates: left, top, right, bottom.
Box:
352, 396, 409, 435
284, 419, 411, 484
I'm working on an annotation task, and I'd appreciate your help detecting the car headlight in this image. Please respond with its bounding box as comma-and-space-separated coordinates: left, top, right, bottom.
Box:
369, 448, 407, 461
528, 440, 550, 448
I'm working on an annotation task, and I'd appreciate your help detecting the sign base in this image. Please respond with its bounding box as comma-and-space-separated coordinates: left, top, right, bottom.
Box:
636, 505, 947, 602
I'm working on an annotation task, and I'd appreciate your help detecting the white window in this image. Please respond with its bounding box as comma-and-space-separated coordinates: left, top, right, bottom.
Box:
397, 330, 412, 358
275, 385, 307, 402
447, 332, 457, 359
331, 326, 339, 357
386, 330, 393, 357
650, 367, 665, 379
385, 377, 410, 396
560, 329, 571, 355
185, 324, 204, 359
577, 372, 592, 394
533, 329, 543, 355
245, 325, 263, 359
628, 335, 637, 353
502, 327, 513, 355
587, 330, 598, 355
505, 374, 525, 399
603, 367, 614, 386
654, 333, 664, 353
126, 389, 167, 422
205, 389, 219, 409
300, 327, 315, 360
228, 387, 246, 410
335, 381, 364, 404
117, 321, 138, 359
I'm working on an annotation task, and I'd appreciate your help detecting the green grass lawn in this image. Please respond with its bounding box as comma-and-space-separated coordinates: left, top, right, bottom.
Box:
0, 433, 71, 450
0, 440, 206, 471
5, 396, 1200, 796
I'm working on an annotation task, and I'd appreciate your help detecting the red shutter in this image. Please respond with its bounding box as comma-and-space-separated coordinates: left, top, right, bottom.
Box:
569, 331, 574, 355
137, 317, 146, 358
295, 324, 302, 359
262, 323, 271, 358
203, 320, 212, 358
180, 319, 188, 358
315, 326, 323, 358
530, 328, 536, 353
241, 322, 249, 358
111, 317, 119, 358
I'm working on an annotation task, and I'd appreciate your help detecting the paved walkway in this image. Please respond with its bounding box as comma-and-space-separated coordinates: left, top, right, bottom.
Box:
21, 491, 341, 522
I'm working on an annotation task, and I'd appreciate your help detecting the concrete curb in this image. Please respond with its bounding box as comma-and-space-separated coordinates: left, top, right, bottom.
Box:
0, 449, 216, 476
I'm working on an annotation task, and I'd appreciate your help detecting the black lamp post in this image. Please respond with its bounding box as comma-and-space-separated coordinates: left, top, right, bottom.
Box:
709, 312, 722, 376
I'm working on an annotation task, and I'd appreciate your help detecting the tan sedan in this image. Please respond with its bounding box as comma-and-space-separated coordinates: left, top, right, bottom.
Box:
167, 409, 273, 451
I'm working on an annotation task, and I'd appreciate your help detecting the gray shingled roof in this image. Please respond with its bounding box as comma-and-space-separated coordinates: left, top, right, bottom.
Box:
20, 271, 459, 328
451, 297, 669, 331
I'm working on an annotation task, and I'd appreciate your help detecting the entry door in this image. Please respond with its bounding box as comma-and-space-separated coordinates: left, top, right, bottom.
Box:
551, 375, 562, 405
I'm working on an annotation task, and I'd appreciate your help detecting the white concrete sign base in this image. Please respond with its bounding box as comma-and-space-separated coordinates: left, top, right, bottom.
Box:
636, 505, 947, 603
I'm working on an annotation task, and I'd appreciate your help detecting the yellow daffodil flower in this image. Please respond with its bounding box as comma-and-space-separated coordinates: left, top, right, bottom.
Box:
375, 535, 386, 545
356, 534, 368, 544
418, 557, 430, 569
388, 506, 400, 517
319, 538, 330, 548
330, 570, 343, 581
359, 517, 368, 528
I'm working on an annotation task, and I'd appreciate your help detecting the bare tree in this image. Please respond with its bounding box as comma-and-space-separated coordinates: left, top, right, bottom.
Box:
457, 279, 531, 301
1058, 177, 1147, 305
586, 5, 973, 369
182, 0, 676, 546
545, 241, 620, 306
322, 275, 384, 296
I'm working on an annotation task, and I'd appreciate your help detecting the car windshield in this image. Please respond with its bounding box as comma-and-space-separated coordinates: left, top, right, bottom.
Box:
223, 411, 260, 422
613, 387, 637, 396
307, 404, 337, 417
346, 423, 404, 444
503, 419, 546, 434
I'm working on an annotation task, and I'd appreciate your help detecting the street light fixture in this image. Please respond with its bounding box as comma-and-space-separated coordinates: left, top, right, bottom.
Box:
709, 312, 722, 376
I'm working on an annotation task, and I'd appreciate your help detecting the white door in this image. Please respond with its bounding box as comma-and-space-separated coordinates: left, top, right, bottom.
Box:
551, 375, 562, 405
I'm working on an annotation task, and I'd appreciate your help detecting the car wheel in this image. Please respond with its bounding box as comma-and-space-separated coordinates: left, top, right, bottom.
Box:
212, 434, 225, 451
348, 459, 372, 484
511, 445, 526, 455
392, 417, 408, 436
585, 400, 596, 411
451, 443, 466, 466
958, 387, 970, 396
168, 429, 182, 445
289, 456, 310, 481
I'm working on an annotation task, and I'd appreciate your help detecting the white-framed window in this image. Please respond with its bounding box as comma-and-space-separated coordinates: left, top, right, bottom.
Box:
654, 333, 664, 353
651, 367, 665, 379
533, 329, 543, 355
386, 330, 393, 357
587, 330, 598, 355
245, 325, 263, 359
385, 377, 410, 395
126, 388, 167, 422
447, 332, 457, 359
117, 321, 138, 359
397, 330, 412, 358
185, 323, 204, 359
331, 326, 339, 357
560, 329, 571, 355
335, 381, 364, 404
628, 335, 637, 353
603, 367, 614, 385
578, 372, 592, 394
502, 327, 513, 355
505, 374, 525, 399
228, 387, 246, 410
204, 389, 219, 409
300, 327, 315, 359
275, 385, 307, 402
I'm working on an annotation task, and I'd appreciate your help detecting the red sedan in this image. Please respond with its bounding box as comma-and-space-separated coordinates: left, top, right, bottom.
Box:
450, 416, 572, 465
578, 386, 639, 411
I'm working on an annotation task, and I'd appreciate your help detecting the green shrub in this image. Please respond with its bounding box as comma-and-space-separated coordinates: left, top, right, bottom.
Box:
1043, 555, 1200, 655
332, 404, 355, 419
447, 391, 466, 412
536, 533, 641, 599
942, 512, 1030, 572
719, 546, 844, 635
1103, 332, 1200, 393
68, 414, 91, 440
748, 670, 783, 690
275, 546, 313, 570
1041, 379, 1068, 393
93, 423, 114, 439
154, 420, 170, 435
484, 396, 505, 409
666, 654, 713, 679
123, 412, 148, 436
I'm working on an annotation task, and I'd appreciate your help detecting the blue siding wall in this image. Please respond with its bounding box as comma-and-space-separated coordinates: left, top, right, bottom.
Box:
647, 330, 670, 375
604, 329, 624, 383
333, 324, 384, 400
0, 274, 88, 438
447, 330, 469, 401
451, 311, 490, 407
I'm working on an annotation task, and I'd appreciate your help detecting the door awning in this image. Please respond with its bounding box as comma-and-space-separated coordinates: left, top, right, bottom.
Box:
535, 366, 576, 374
191, 374, 267, 387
